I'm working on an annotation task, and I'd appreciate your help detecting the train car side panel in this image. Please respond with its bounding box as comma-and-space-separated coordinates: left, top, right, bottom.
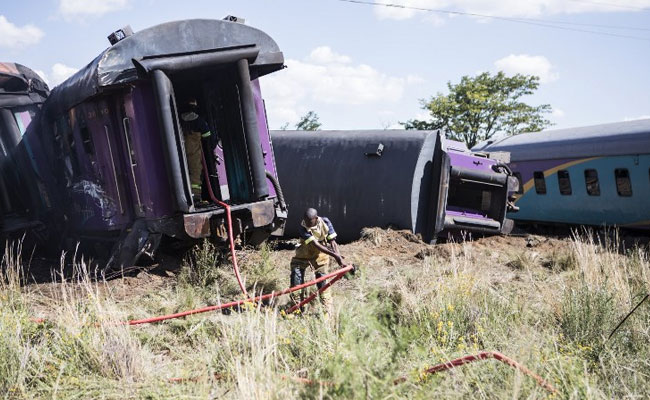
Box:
511, 155, 650, 228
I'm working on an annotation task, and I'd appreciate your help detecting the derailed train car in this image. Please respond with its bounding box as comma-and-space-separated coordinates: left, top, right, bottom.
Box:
272, 130, 519, 243
475, 119, 650, 229
7, 19, 287, 267
0, 62, 50, 237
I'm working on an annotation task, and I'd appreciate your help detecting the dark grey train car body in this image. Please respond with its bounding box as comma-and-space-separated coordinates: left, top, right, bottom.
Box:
272, 130, 518, 243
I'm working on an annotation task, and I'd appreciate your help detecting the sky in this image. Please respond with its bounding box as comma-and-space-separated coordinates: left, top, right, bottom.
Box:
1, 0, 649, 131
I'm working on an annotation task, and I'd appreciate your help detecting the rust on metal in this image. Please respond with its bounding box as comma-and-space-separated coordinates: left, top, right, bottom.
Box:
183, 213, 212, 238
251, 200, 275, 227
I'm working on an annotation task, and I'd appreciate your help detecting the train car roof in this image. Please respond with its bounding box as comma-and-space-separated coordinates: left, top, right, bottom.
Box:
475, 119, 650, 161
0, 62, 49, 107
46, 19, 284, 116
271, 129, 439, 140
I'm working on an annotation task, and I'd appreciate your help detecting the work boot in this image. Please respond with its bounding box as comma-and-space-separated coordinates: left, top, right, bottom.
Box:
319, 289, 333, 316
288, 292, 304, 314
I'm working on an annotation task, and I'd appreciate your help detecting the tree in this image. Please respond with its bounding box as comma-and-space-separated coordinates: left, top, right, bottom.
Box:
295, 111, 322, 131
402, 72, 553, 148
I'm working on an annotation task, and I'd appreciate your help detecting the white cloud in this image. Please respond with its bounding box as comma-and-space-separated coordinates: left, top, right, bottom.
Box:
59, 0, 129, 20
307, 46, 351, 64
51, 63, 78, 86
37, 63, 79, 87
552, 108, 565, 118
372, 0, 650, 22
34, 69, 48, 83
406, 74, 426, 85
263, 46, 418, 128
0, 16, 44, 49
494, 54, 558, 83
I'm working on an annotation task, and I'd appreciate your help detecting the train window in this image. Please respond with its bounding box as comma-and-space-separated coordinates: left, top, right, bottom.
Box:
54, 116, 82, 178
557, 170, 572, 195
80, 125, 94, 155
78, 110, 95, 157
12, 107, 37, 135
584, 169, 600, 196
533, 171, 546, 194
615, 169, 632, 197
513, 172, 524, 194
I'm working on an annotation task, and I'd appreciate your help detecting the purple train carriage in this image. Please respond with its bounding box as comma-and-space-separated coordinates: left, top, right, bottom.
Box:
271, 130, 519, 243
14, 19, 287, 268
0, 62, 50, 237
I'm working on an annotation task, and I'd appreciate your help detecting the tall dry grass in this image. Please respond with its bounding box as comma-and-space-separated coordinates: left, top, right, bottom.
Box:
0, 230, 648, 399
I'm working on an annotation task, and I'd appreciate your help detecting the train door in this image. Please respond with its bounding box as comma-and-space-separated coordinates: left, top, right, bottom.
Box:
112, 85, 176, 220
71, 99, 133, 232
200, 67, 253, 204
112, 95, 145, 218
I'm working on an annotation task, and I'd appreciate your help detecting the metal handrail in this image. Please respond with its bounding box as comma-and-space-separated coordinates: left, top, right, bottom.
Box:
104, 125, 124, 215
122, 117, 143, 213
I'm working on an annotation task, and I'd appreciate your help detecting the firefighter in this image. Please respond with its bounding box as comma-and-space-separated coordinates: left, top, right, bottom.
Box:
180, 98, 212, 202
289, 208, 345, 313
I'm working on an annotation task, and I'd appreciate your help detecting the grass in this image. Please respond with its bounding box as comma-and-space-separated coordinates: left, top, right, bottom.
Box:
0, 230, 649, 399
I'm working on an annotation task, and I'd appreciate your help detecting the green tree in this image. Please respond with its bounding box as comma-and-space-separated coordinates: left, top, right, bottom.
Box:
402, 72, 553, 148
295, 111, 322, 131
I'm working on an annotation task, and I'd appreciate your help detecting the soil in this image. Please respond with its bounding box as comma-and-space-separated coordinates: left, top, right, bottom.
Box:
18, 227, 650, 306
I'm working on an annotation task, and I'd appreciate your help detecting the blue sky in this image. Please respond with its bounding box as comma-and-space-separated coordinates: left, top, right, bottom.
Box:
1, 0, 649, 131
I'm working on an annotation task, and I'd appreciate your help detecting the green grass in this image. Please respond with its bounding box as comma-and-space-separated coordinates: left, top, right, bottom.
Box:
1, 231, 649, 399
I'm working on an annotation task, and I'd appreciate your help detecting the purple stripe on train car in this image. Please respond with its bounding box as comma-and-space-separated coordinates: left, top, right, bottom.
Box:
446, 207, 488, 219
510, 158, 577, 191
447, 151, 497, 172
252, 79, 278, 198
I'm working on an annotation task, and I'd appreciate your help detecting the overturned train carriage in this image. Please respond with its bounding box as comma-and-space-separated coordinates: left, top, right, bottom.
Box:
13, 19, 287, 267
475, 119, 650, 229
0, 62, 50, 237
271, 130, 518, 243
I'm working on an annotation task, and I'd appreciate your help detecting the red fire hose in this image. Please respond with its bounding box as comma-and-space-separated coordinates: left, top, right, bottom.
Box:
168, 350, 556, 394
31, 266, 352, 326
200, 150, 248, 299
125, 265, 353, 325
394, 351, 557, 393
286, 269, 347, 314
